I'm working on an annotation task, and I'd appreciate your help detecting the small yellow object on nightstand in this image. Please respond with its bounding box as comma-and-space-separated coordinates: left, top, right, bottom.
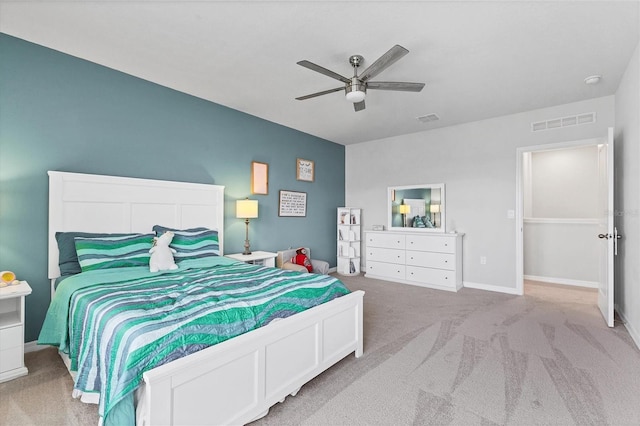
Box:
0, 271, 16, 287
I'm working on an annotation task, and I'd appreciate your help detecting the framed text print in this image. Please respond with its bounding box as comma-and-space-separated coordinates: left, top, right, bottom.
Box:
278, 190, 307, 217
296, 158, 314, 182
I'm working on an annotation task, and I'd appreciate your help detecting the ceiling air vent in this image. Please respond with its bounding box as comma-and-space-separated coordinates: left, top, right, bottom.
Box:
417, 113, 440, 123
531, 112, 596, 132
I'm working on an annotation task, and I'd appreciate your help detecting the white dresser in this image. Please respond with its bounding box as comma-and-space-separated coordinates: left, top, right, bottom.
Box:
365, 231, 463, 292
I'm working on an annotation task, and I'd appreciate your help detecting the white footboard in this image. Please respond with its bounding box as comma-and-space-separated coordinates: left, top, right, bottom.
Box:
141, 290, 364, 425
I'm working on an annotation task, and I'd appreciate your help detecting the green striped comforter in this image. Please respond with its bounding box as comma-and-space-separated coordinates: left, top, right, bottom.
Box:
38, 257, 350, 424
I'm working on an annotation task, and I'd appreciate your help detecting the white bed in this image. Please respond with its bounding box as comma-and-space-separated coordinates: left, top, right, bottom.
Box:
47, 171, 364, 425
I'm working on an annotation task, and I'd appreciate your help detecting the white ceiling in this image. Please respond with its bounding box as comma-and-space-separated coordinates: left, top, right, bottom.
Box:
1, 1, 638, 145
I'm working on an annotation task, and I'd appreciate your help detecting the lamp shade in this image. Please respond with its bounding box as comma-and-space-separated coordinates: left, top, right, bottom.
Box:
430, 204, 440, 213
399, 204, 411, 214
236, 199, 258, 219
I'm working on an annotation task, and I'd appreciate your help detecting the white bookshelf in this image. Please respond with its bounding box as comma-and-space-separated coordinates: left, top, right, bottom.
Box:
337, 207, 361, 276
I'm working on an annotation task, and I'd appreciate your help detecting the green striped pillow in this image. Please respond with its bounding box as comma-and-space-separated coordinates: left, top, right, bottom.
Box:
74, 234, 154, 272
153, 226, 220, 263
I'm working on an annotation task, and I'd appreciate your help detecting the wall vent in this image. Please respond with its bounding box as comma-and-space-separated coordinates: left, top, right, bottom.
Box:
531, 112, 595, 132
417, 113, 440, 123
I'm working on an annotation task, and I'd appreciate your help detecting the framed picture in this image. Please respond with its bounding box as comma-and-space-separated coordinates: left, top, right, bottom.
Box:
278, 190, 307, 217
296, 158, 314, 182
251, 161, 268, 195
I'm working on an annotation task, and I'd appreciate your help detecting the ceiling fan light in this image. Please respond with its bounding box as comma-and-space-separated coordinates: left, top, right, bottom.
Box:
345, 90, 366, 103
345, 78, 366, 103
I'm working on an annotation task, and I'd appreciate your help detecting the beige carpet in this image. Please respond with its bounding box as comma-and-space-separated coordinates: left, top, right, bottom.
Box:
2, 276, 639, 425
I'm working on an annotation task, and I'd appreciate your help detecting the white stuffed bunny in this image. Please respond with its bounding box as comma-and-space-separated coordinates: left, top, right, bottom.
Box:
149, 231, 178, 272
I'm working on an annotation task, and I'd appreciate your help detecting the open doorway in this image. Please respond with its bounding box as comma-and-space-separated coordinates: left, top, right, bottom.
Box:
515, 136, 611, 313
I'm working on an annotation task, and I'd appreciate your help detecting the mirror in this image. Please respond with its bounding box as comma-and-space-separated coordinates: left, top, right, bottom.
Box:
388, 184, 445, 232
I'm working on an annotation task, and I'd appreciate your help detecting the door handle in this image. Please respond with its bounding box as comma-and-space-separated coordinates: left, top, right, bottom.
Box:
598, 234, 609, 239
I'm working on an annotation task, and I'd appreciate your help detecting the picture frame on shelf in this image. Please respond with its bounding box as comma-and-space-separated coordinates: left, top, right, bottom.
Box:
278, 190, 307, 217
251, 161, 269, 195
296, 158, 314, 182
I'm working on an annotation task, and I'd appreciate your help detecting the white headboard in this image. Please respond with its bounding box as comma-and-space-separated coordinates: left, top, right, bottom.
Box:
48, 171, 225, 279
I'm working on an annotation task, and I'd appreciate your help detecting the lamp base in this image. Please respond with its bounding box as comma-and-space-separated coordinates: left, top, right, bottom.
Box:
243, 219, 252, 255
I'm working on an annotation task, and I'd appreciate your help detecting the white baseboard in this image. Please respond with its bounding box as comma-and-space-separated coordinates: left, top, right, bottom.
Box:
328, 266, 337, 274
24, 341, 48, 353
615, 307, 640, 350
463, 281, 520, 295
524, 275, 597, 288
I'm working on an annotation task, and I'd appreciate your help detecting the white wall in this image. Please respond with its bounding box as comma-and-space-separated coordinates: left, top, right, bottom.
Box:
614, 38, 640, 347
346, 96, 615, 293
530, 146, 599, 218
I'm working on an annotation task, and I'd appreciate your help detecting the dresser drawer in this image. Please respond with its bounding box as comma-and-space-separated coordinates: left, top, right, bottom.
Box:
406, 251, 455, 270
366, 232, 405, 249
406, 266, 456, 288
0, 325, 22, 351
406, 234, 455, 253
366, 261, 406, 280
367, 247, 405, 264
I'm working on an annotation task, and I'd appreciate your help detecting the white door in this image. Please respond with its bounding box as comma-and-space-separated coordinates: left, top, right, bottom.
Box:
597, 128, 615, 327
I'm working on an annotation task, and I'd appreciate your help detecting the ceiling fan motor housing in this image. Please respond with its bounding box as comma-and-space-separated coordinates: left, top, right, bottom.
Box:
345, 77, 366, 102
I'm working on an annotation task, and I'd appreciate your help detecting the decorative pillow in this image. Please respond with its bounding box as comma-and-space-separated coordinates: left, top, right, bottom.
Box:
56, 232, 135, 276
74, 234, 154, 272
152, 225, 220, 263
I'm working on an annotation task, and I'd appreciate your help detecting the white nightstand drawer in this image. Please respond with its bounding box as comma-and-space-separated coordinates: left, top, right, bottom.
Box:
0, 346, 22, 373
0, 325, 22, 351
367, 247, 405, 264
406, 266, 456, 288
406, 251, 455, 270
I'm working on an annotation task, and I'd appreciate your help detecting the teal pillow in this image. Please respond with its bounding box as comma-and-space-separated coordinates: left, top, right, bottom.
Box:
74, 234, 154, 272
153, 225, 219, 263
56, 232, 134, 276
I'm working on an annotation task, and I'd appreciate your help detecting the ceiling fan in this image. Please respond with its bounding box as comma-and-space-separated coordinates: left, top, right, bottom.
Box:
295, 45, 425, 112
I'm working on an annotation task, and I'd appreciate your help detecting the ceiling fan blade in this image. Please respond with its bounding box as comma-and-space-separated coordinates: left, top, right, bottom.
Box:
354, 100, 366, 112
297, 60, 351, 84
296, 87, 343, 101
367, 81, 425, 92
359, 45, 409, 82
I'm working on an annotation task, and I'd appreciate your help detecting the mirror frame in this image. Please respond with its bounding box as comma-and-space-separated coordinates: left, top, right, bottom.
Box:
387, 183, 446, 232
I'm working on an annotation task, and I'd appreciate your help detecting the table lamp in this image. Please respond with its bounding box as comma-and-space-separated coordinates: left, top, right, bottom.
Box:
236, 198, 258, 255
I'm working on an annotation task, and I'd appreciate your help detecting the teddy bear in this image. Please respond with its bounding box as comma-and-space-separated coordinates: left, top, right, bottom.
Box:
149, 231, 178, 272
292, 247, 313, 273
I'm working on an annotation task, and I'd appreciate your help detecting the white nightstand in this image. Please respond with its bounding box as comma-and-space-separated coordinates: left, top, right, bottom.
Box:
0, 280, 32, 383
225, 251, 277, 268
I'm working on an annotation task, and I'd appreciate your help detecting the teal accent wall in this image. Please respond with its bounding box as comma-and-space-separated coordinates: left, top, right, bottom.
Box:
0, 34, 345, 342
